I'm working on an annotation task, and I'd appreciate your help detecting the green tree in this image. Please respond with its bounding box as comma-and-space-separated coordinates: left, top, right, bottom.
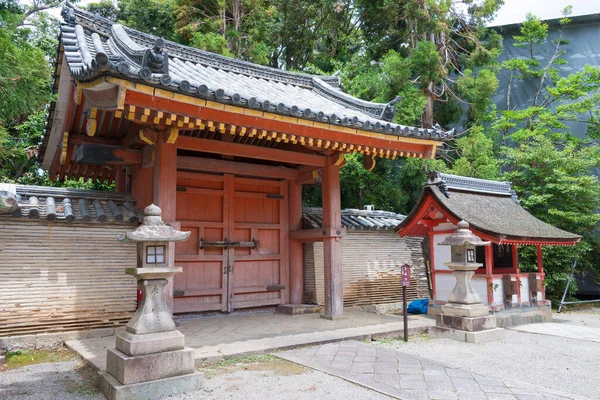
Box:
494, 9, 600, 144
503, 137, 600, 300
0, 0, 53, 180
353, 0, 503, 129
119, 0, 176, 39
449, 127, 500, 179
173, 0, 273, 64
491, 8, 600, 301
303, 155, 446, 215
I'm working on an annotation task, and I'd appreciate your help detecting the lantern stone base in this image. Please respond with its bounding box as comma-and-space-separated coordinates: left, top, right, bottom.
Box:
116, 330, 185, 356
441, 303, 490, 318
432, 303, 505, 343
106, 346, 196, 385
429, 326, 505, 343
99, 370, 203, 400
436, 314, 497, 332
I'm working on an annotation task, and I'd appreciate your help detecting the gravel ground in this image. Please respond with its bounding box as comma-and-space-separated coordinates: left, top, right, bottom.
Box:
0, 360, 103, 400
2, 310, 598, 400
185, 362, 392, 400
0, 358, 390, 400
554, 307, 600, 328
376, 313, 600, 399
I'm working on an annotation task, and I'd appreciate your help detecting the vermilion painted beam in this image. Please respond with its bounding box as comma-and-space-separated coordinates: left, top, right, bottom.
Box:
177, 155, 298, 180
69, 134, 120, 146
289, 227, 346, 242
75, 144, 143, 165
124, 91, 431, 155
177, 136, 326, 167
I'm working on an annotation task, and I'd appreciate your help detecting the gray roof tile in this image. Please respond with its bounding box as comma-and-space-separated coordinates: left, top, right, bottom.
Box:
303, 207, 405, 231
57, 3, 453, 141
0, 184, 141, 224
395, 172, 581, 242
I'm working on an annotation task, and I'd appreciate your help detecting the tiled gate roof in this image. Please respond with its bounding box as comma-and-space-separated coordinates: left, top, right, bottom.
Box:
303, 207, 405, 231
0, 184, 141, 224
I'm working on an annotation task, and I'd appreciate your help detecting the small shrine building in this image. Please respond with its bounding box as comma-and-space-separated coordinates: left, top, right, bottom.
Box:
40, 4, 451, 320
395, 172, 581, 312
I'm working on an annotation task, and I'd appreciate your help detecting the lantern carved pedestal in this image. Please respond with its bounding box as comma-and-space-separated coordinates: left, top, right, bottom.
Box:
429, 221, 505, 343
99, 205, 203, 400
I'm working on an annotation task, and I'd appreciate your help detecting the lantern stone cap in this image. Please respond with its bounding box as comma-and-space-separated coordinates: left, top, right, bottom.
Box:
118, 204, 190, 242
438, 220, 491, 247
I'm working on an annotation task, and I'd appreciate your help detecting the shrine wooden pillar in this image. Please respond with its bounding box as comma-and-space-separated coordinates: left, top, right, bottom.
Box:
512, 244, 521, 303
536, 245, 545, 299
153, 131, 178, 313
115, 167, 127, 193
321, 155, 343, 319
289, 179, 304, 304
485, 245, 494, 306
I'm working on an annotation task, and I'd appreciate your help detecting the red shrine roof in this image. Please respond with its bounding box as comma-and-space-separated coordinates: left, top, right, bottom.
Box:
395, 172, 581, 246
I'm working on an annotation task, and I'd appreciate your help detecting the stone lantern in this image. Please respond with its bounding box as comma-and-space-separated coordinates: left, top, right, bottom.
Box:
430, 220, 505, 343
440, 220, 490, 309
99, 204, 203, 400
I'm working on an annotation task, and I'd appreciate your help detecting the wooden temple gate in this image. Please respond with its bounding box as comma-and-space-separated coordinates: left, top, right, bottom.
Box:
42, 5, 450, 319
174, 172, 288, 313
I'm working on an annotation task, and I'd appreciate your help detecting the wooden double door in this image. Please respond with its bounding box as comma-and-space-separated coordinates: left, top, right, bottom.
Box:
173, 172, 289, 313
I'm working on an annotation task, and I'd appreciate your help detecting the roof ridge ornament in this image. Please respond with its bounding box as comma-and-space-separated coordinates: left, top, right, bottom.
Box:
61, 5, 76, 25
427, 171, 449, 197
381, 96, 402, 122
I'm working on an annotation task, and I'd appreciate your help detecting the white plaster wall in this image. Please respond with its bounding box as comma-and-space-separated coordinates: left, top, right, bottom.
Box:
472, 276, 489, 306
433, 234, 451, 271
520, 278, 530, 303
434, 274, 455, 302
492, 277, 504, 306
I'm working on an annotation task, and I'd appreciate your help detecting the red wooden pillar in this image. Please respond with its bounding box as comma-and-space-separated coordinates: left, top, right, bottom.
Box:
114, 167, 127, 193
153, 133, 177, 221
485, 245, 494, 306
429, 229, 437, 300
130, 163, 154, 209
536, 245, 546, 300
512, 244, 521, 304
153, 132, 177, 313
321, 155, 343, 319
289, 179, 304, 304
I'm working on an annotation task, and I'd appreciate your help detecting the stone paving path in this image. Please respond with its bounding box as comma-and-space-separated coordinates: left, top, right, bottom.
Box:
277, 341, 587, 400
509, 322, 600, 343
66, 312, 433, 370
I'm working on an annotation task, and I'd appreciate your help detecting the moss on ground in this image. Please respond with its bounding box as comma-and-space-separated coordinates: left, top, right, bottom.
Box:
198, 354, 307, 378
1, 348, 76, 370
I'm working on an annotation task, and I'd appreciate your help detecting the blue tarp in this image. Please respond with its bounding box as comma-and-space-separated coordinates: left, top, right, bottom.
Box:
407, 298, 428, 314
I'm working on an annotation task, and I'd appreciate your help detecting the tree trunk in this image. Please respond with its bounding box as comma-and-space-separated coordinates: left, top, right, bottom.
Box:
422, 83, 434, 128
